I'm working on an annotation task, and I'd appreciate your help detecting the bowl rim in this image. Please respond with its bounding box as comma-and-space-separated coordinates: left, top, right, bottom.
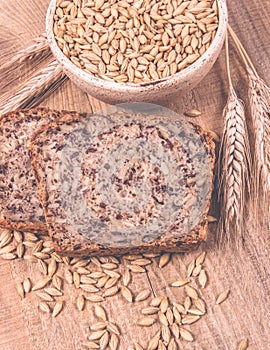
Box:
46, 0, 228, 92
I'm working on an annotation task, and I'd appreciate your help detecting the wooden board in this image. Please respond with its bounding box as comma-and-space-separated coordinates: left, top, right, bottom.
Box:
0, 1, 270, 349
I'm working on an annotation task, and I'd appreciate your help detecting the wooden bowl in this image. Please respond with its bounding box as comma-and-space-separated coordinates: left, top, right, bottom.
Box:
46, 0, 228, 104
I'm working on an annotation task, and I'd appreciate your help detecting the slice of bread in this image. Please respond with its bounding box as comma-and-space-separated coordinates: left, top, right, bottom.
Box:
30, 109, 215, 256
0, 108, 79, 232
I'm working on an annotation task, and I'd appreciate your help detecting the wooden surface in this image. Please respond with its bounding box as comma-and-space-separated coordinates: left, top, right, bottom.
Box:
0, 1, 270, 349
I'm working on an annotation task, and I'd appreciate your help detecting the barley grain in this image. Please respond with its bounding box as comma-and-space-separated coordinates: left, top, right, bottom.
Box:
147, 331, 160, 350
16, 282, 25, 299
170, 323, 180, 339
100, 331, 110, 350
77, 295, 85, 311
94, 304, 107, 321
160, 297, 169, 313
86, 294, 105, 303
102, 285, 119, 297
158, 253, 171, 268
134, 343, 144, 350
35, 290, 54, 302
238, 338, 249, 350
137, 317, 156, 327
89, 330, 107, 341
141, 307, 159, 315
216, 289, 230, 304
39, 301, 51, 313
121, 285, 133, 302
179, 327, 194, 342
135, 289, 151, 302
185, 285, 199, 300
198, 269, 207, 288
171, 279, 189, 287
91, 322, 107, 331
109, 333, 119, 350
23, 278, 31, 293
106, 322, 120, 335
182, 315, 200, 325
81, 341, 99, 349
161, 324, 171, 344
53, 0, 218, 83
32, 277, 51, 291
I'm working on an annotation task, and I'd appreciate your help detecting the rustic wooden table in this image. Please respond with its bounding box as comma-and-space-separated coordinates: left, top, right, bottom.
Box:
0, 1, 269, 349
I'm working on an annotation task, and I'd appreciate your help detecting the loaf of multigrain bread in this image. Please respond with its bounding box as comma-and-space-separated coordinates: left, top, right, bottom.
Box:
0, 108, 81, 232
29, 108, 215, 256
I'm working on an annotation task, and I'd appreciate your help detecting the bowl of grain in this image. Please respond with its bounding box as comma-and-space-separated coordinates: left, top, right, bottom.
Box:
46, 0, 227, 104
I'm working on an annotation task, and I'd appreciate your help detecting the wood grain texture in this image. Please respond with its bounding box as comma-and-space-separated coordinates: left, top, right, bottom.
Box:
0, 0, 270, 349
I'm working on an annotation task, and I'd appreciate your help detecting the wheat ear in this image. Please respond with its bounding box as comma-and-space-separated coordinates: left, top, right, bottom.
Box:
0, 33, 51, 91
0, 60, 66, 116
248, 69, 270, 220
0, 33, 49, 71
218, 34, 251, 245
228, 25, 270, 223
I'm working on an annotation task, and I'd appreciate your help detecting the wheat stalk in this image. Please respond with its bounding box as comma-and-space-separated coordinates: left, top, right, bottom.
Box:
0, 33, 49, 71
0, 60, 66, 116
0, 33, 51, 92
228, 25, 270, 223
218, 34, 251, 245
248, 69, 270, 219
